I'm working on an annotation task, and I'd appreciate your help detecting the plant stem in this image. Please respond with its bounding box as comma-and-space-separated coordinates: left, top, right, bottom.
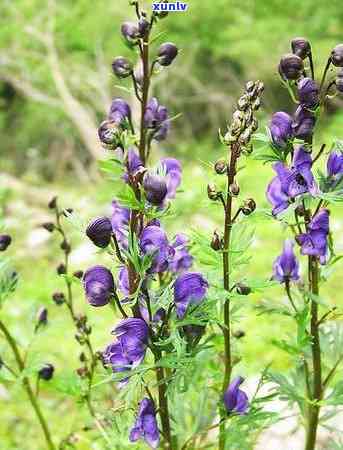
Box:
139, 33, 151, 165
0, 320, 56, 450
305, 256, 322, 450
219, 142, 240, 450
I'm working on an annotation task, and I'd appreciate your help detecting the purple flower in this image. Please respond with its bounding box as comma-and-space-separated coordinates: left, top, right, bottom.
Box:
292, 105, 316, 140
98, 120, 120, 146
169, 234, 193, 273
113, 318, 149, 367
111, 57, 133, 79
269, 112, 293, 148
123, 148, 144, 183
157, 42, 178, 66
327, 149, 343, 179
0, 234, 11, 251
121, 22, 139, 43
297, 209, 330, 264
108, 98, 131, 124
144, 98, 170, 141
86, 216, 112, 248
140, 225, 173, 273
111, 201, 130, 248
298, 78, 319, 108
224, 377, 249, 415
129, 398, 160, 449
118, 266, 130, 296
83, 266, 115, 307
143, 173, 168, 206
161, 158, 182, 199
273, 240, 300, 283
103, 342, 131, 387
174, 272, 209, 319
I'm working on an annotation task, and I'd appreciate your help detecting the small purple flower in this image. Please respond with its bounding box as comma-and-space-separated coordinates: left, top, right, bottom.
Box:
143, 173, 168, 206
161, 158, 182, 199
169, 234, 193, 273
273, 240, 300, 283
292, 105, 316, 140
118, 266, 130, 296
140, 225, 173, 273
144, 98, 170, 141
269, 112, 293, 148
86, 216, 112, 248
83, 266, 115, 307
297, 209, 330, 264
327, 149, 343, 179
129, 398, 160, 449
111, 201, 130, 248
224, 376, 249, 415
157, 42, 178, 66
123, 148, 144, 183
108, 98, 131, 124
298, 78, 319, 108
113, 318, 149, 367
174, 272, 209, 319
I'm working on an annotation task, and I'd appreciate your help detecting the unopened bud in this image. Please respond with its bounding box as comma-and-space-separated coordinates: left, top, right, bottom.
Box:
57, 263, 66, 275
207, 183, 220, 201
336, 68, 343, 93
236, 283, 251, 296
73, 270, 84, 279
48, 196, 57, 209
331, 44, 343, 67
42, 222, 55, 233
229, 182, 240, 197
35, 307, 48, 332
242, 198, 256, 215
0, 235, 12, 252
211, 231, 222, 251
112, 56, 133, 79
38, 363, 54, 381
233, 329, 246, 339
214, 159, 227, 175
279, 54, 304, 80
60, 240, 71, 254
291, 37, 311, 59
52, 292, 65, 305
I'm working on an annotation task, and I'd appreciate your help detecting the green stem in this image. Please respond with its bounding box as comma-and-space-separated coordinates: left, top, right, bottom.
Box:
0, 320, 56, 450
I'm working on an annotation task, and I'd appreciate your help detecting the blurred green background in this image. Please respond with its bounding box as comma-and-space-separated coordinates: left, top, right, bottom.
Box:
1, 0, 343, 449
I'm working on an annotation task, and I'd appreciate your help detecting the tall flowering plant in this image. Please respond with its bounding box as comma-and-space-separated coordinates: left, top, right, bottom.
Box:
258, 38, 343, 450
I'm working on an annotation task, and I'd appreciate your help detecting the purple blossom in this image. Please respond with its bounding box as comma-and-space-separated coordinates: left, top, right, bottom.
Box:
161, 158, 182, 199
168, 234, 193, 273
174, 272, 209, 318
143, 173, 168, 206
129, 398, 160, 449
140, 225, 173, 273
297, 209, 330, 264
108, 98, 131, 123
111, 201, 130, 248
327, 149, 343, 179
144, 98, 170, 141
273, 240, 300, 283
140, 303, 165, 324
118, 266, 130, 296
103, 342, 131, 387
123, 148, 144, 183
113, 318, 149, 367
83, 266, 115, 307
297, 78, 319, 108
224, 376, 249, 415
292, 105, 316, 140
269, 112, 293, 148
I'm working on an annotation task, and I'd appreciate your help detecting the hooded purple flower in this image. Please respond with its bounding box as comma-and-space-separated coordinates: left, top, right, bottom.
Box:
174, 272, 209, 319
143, 173, 168, 206
273, 240, 300, 283
83, 266, 115, 307
144, 98, 170, 141
266, 146, 318, 215
269, 112, 293, 148
111, 201, 130, 248
224, 376, 249, 415
327, 149, 343, 179
292, 105, 316, 140
297, 78, 319, 108
103, 341, 131, 386
129, 398, 160, 449
169, 234, 193, 273
123, 148, 144, 183
140, 225, 173, 273
297, 209, 330, 264
161, 158, 182, 199
108, 98, 131, 124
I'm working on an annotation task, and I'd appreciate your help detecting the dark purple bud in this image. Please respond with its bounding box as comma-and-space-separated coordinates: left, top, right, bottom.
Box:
77, 367, 89, 378
109, 98, 131, 124
298, 78, 319, 108
86, 216, 112, 248
214, 159, 227, 175
273, 240, 300, 283
83, 266, 115, 307
143, 173, 168, 206
229, 182, 240, 197
35, 307, 48, 332
138, 17, 150, 37
236, 283, 251, 296
60, 240, 71, 254
38, 363, 54, 381
211, 230, 222, 251
291, 37, 311, 59
121, 22, 140, 44
279, 53, 304, 80
112, 56, 133, 79
242, 198, 256, 215
174, 272, 209, 318
0, 235, 12, 251
331, 44, 343, 67
292, 105, 316, 140
48, 196, 57, 209
57, 263, 66, 275
183, 324, 206, 347
42, 222, 55, 233
327, 149, 343, 178
207, 183, 219, 201
130, 398, 160, 448
52, 292, 65, 305
224, 376, 249, 415
269, 112, 293, 148
98, 120, 121, 146
233, 330, 246, 339
73, 270, 84, 279
157, 42, 178, 66
336, 68, 343, 93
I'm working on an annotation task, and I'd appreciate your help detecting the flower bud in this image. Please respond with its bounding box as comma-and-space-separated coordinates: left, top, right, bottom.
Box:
157, 42, 178, 66
0, 356, 3, 370
233, 329, 246, 339
57, 263, 66, 275
121, 22, 140, 44
112, 56, 133, 79
229, 182, 240, 197
38, 363, 54, 381
138, 17, 150, 37
336, 68, 343, 93
298, 78, 319, 108
207, 183, 220, 201
73, 270, 84, 279
42, 222, 55, 233
76, 367, 89, 378
79, 352, 87, 362
0, 235, 12, 252
52, 292, 65, 305
279, 54, 304, 80
143, 173, 168, 206
236, 283, 251, 296
291, 37, 311, 59
86, 217, 112, 248
237, 95, 250, 111
35, 307, 48, 332
60, 240, 71, 254
331, 44, 343, 67
214, 159, 227, 175
98, 120, 121, 147
242, 198, 256, 215
48, 196, 57, 209
154, 0, 169, 18
211, 230, 222, 251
